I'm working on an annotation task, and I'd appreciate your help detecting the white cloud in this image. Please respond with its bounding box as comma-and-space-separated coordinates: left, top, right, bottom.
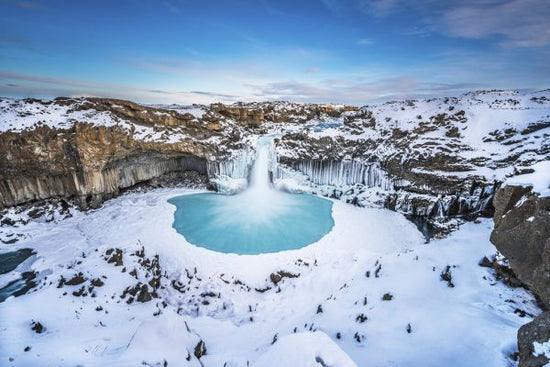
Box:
358, 0, 400, 17
321, 0, 550, 47
245, 76, 484, 104
441, 0, 550, 47
357, 38, 373, 45
0, 70, 239, 104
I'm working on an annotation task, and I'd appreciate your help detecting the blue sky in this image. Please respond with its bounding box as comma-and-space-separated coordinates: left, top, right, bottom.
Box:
0, 0, 549, 104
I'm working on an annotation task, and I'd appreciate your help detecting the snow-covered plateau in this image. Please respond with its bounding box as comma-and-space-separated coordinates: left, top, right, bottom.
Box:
0, 89, 549, 366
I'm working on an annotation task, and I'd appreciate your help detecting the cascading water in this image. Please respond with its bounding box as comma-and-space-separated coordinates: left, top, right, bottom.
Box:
248, 137, 272, 193
168, 136, 335, 254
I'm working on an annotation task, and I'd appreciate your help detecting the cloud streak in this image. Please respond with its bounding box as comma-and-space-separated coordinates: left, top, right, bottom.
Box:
441, 0, 550, 47
321, 0, 550, 47
0, 71, 238, 104
245, 76, 485, 104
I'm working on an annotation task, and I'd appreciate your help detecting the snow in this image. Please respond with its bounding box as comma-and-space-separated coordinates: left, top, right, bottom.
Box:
253, 332, 357, 367
0, 188, 539, 366
533, 340, 550, 365
505, 160, 550, 197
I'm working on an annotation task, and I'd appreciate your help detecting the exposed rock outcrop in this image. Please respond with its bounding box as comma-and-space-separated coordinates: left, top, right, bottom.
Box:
490, 186, 550, 367
518, 312, 550, 367
210, 102, 357, 127
275, 91, 549, 222
0, 97, 228, 209
211, 103, 264, 127
490, 186, 550, 307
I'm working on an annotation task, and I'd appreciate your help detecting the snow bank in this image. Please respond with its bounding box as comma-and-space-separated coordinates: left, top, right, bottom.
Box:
253, 332, 357, 367
505, 160, 550, 197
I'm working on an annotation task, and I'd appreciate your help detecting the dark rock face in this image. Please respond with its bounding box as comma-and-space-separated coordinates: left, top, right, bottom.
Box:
211, 102, 356, 127
276, 130, 499, 223
518, 312, 550, 367
0, 109, 215, 209
490, 186, 550, 307
211, 103, 264, 127
490, 186, 550, 367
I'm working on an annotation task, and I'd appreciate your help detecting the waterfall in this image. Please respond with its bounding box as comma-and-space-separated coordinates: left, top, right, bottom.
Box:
206, 136, 280, 195
247, 136, 274, 194
208, 138, 396, 196
224, 136, 294, 222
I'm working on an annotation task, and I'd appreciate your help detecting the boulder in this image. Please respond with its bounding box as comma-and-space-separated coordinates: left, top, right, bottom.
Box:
518, 312, 550, 367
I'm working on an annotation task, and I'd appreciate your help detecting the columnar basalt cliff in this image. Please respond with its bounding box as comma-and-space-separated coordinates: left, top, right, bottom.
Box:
0, 98, 231, 209
0, 123, 212, 208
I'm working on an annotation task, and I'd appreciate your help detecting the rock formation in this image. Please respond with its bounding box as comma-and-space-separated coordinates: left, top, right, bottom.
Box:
1, 91, 548, 222
490, 185, 550, 367
0, 98, 224, 209
518, 312, 550, 367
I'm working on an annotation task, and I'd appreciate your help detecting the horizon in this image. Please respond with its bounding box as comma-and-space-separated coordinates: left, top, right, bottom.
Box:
1, 0, 549, 105
1, 87, 549, 107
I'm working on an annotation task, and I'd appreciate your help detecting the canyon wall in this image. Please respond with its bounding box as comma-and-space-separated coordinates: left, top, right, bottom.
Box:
0, 118, 215, 209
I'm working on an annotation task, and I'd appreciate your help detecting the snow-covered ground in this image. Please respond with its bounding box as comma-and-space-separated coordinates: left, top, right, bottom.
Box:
0, 188, 539, 366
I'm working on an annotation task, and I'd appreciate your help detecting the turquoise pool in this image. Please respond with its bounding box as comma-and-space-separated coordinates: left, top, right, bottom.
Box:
168, 191, 334, 255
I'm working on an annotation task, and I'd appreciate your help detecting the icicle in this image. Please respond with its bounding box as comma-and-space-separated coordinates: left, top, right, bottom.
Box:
279, 160, 394, 190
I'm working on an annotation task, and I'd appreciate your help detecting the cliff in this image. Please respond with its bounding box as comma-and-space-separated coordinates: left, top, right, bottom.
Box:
1, 90, 548, 220
0, 98, 225, 208
490, 186, 550, 367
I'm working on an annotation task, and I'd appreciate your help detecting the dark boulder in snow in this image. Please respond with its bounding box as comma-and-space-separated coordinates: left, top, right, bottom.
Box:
518, 312, 550, 367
